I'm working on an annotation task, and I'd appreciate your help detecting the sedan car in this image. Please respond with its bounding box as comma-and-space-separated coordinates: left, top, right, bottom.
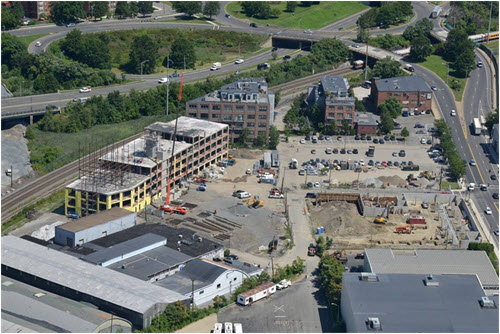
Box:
352, 43, 360, 48
450, 110, 457, 116
283, 55, 291, 60
491, 174, 497, 180
485, 207, 492, 215
234, 58, 244, 64
79, 87, 91, 93
304, 29, 312, 34
300, 139, 306, 144
311, 149, 316, 154
35, 41, 42, 47
431, 85, 437, 91
469, 159, 476, 166
225, 14, 231, 18
493, 192, 499, 199
313, 182, 321, 188
158, 78, 169, 84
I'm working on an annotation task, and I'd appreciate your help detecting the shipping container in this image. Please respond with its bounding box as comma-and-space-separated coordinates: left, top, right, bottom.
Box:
408, 217, 426, 225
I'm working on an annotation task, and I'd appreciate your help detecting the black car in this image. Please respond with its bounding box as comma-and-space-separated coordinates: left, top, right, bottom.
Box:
401, 161, 407, 166
305, 135, 311, 140
318, 135, 324, 140
379, 139, 385, 144
368, 160, 374, 166
394, 161, 400, 167
491, 175, 497, 180
226, 254, 239, 260
399, 150, 406, 157
366, 135, 372, 140
493, 193, 499, 199
408, 161, 414, 166
225, 14, 231, 18
355, 135, 360, 140
353, 148, 359, 154
283, 55, 291, 60
384, 135, 390, 141
397, 137, 405, 141
360, 135, 366, 140
272, 47, 278, 52
168, 73, 180, 78
387, 161, 393, 166
250, 22, 258, 27
390, 135, 396, 141
427, 139, 432, 145
340, 148, 346, 154
373, 138, 379, 144
333, 148, 339, 154
311, 149, 316, 154
333, 159, 339, 164
306, 192, 317, 198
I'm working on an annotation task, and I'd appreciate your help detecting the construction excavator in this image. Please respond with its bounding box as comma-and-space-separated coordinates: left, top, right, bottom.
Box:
246, 195, 264, 208
374, 216, 387, 224
159, 73, 188, 216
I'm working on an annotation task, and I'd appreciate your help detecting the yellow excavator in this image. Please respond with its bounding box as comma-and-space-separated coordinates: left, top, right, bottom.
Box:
246, 195, 264, 208
374, 216, 387, 224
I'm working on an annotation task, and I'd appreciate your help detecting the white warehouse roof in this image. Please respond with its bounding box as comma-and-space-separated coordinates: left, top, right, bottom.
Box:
1, 235, 188, 314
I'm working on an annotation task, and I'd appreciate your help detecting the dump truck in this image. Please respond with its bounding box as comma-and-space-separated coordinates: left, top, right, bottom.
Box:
419, 171, 435, 180
395, 225, 413, 234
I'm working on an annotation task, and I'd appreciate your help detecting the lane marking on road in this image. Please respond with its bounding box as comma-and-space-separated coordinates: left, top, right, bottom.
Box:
274, 305, 285, 313
466, 141, 485, 185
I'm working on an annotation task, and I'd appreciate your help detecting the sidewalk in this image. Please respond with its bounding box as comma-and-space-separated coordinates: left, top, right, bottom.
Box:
174, 313, 217, 333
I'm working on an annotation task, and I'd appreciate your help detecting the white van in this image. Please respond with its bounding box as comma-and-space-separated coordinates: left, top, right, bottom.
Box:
213, 323, 223, 333
233, 323, 243, 333
224, 322, 233, 334
210, 62, 222, 71
237, 191, 251, 199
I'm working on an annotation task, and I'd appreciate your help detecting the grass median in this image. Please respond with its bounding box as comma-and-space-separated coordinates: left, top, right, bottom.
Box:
420, 55, 467, 102
226, 2, 368, 30
17, 33, 50, 46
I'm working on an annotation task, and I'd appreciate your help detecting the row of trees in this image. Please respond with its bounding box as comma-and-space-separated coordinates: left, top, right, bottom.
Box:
239, 1, 320, 19
448, 2, 498, 35
434, 119, 466, 180
378, 98, 403, 134
171, 1, 221, 19
1, 2, 25, 30
442, 28, 476, 77
357, 2, 413, 29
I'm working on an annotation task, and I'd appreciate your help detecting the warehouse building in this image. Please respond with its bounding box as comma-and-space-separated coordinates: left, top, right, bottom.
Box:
341, 273, 499, 333
55, 207, 136, 247
65, 117, 229, 217
371, 76, 432, 112
154, 258, 262, 306
364, 248, 499, 295
1, 235, 189, 329
185, 78, 275, 143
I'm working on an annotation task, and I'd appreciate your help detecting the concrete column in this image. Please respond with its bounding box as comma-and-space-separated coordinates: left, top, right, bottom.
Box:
106, 195, 111, 211
119, 192, 123, 208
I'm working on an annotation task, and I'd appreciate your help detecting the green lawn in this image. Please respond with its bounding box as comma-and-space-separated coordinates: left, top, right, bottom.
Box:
17, 33, 50, 46
225, 2, 368, 30
484, 40, 499, 56
420, 55, 467, 102
440, 180, 460, 190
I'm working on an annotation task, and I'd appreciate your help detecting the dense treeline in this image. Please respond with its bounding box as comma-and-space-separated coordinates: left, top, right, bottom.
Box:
357, 2, 413, 29
434, 119, 466, 180
1, 2, 25, 30
448, 1, 499, 35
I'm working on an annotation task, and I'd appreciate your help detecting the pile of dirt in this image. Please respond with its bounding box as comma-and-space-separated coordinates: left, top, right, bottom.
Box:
221, 175, 250, 183
377, 175, 406, 187
310, 201, 383, 237
228, 149, 261, 159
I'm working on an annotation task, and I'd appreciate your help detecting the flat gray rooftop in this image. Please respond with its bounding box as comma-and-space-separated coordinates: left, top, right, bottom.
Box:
365, 248, 499, 291
342, 273, 499, 333
1, 235, 188, 314
374, 75, 430, 92
1, 276, 130, 333
355, 112, 378, 126
147, 116, 228, 138
57, 207, 134, 233
66, 171, 149, 195
320, 76, 349, 93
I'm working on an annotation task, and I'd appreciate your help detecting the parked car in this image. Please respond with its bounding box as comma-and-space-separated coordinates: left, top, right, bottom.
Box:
283, 55, 291, 60
311, 149, 316, 154
234, 58, 244, 64
300, 139, 306, 144
250, 22, 258, 28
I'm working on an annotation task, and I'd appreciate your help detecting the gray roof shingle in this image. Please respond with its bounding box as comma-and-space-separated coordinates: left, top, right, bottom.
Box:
374, 76, 430, 92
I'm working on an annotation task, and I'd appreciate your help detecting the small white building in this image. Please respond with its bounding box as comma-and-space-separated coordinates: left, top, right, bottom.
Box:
154, 258, 262, 306
237, 281, 276, 306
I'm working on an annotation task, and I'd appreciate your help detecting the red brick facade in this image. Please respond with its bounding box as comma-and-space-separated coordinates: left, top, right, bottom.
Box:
371, 78, 432, 113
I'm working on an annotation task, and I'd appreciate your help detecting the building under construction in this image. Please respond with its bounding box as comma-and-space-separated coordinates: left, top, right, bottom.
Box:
65, 117, 229, 217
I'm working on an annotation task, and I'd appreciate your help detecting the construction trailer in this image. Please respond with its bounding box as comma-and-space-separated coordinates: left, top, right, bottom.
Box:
237, 282, 276, 306
271, 150, 280, 168
263, 152, 272, 169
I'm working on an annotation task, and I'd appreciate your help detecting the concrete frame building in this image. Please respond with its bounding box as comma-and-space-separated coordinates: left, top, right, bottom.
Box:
185, 78, 275, 143
65, 117, 229, 217
341, 272, 499, 333
307, 76, 356, 130
55, 207, 136, 247
364, 248, 499, 295
371, 76, 432, 112
1, 235, 189, 329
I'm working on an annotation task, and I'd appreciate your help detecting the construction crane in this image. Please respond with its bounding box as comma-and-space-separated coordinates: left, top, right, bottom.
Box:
159, 73, 188, 216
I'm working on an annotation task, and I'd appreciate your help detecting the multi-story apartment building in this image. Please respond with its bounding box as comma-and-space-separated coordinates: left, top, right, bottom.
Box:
65, 117, 229, 217
307, 76, 356, 129
371, 76, 432, 113
185, 78, 275, 143
19, 1, 51, 19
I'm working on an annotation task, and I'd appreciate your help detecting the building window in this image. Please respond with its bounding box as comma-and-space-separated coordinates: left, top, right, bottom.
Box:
247, 122, 255, 127
412, 92, 418, 96
236, 105, 244, 111
212, 114, 220, 119
388, 93, 392, 96
338, 106, 343, 110
258, 131, 266, 135
212, 105, 220, 110
224, 105, 232, 111
258, 122, 266, 128
247, 106, 256, 112
345, 113, 352, 119
200, 113, 209, 120
249, 130, 254, 135
199, 290, 204, 295
337, 113, 344, 118
188, 113, 197, 118
258, 115, 267, 119
200, 104, 209, 110
328, 113, 334, 119
394, 93, 400, 97
346, 106, 353, 111
217, 283, 221, 289
412, 100, 418, 104
189, 104, 197, 109
259, 106, 267, 112
223, 115, 232, 121
247, 115, 255, 119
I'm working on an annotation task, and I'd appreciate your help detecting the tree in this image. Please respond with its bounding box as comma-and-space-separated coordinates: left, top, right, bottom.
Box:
378, 98, 402, 118
239, 128, 250, 145
50, 1, 86, 25
128, 35, 158, 74
270, 7, 282, 18
453, 48, 475, 77
380, 109, 394, 133
311, 38, 352, 64
401, 127, 410, 137
410, 35, 432, 62
1, 33, 30, 69
202, 1, 220, 19
241, 1, 271, 18
12, 2, 25, 20
325, 121, 337, 135
403, 18, 433, 41
443, 28, 474, 62
355, 99, 366, 112
356, 27, 368, 43
255, 132, 267, 146
371, 56, 405, 79
485, 110, 499, 133
286, 1, 298, 12
224, 249, 230, 257
137, 1, 154, 16
89, 1, 109, 20
269, 125, 280, 149
129, 1, 139, 16
114, 1, 130, 18
2, 8, 21, 30
80, 38, 111, 69
171, 1, 202, 17
169, 37, 196, 69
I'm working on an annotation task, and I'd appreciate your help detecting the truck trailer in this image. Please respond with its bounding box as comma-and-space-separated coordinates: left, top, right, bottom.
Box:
473, 118, 482, 135
237, 282, 276, 306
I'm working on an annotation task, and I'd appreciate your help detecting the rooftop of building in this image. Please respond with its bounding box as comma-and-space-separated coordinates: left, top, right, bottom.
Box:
1, 276, 128, 333
365, 248, 499, 289
65, 171, 149, 196
88, 223, 223, 258
57, 207, 135, 233
1, 235, 188, 314
220, 78, 267, 94
99, 136, 192, 169
355, 112, 378, 126
107, 244, 193, 281
320, 76, 349, 93
373, 75, 430, 92
146, 116, 228, 139
342, 273, 499, 333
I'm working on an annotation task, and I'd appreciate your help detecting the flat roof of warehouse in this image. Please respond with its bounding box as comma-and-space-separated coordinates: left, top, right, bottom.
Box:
57, 207, 134, 233
1, 235, 188, 314
146, 116, 228, 138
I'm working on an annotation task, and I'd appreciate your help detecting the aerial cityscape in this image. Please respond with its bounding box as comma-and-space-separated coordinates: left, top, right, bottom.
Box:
1, 1, 499, 333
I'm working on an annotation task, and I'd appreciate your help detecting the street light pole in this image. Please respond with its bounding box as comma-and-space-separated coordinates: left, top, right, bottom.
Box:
140, 60, 149, 81
165, 54, 173, 116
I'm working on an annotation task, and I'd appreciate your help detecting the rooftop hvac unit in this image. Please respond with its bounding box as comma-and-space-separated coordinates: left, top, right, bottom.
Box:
367, 317, 381, 330
361, 273, 378, 282
480, 296, 496, 309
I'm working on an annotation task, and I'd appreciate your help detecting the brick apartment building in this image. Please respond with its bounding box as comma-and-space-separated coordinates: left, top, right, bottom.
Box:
307, 76, 356, 130
371, 76, 432, 113
185, 78, 275, 144
19, 1, 51, 20
355, 112, 378, 135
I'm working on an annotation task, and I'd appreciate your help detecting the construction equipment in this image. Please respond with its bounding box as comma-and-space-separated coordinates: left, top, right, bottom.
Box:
374, 216, 387, 224
269, 188, 284, 198
419, 171, 436, 180
268, 236, 278, 252
395, 225, 413, 234
308, 244, 316, 256
228, 154, 235, 160
407, 174, 418, 182
246, 195, 264, 208
289, 158, 299, 169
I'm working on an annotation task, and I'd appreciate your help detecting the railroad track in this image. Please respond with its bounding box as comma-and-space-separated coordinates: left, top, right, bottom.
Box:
1, 133, 143, 224
271, 67, 359, 92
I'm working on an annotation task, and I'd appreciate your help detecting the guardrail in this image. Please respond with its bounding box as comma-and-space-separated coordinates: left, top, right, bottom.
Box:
478, 43, 499, 109
2, 108, 48, 117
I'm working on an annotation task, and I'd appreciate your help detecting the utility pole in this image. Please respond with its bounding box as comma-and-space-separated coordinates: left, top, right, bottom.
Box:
184, 55, 186, 72
140, 60, 149, 81
165, 54, 173, 116
438, 167, 444, 191
271, 255, 274, 278
487, 1, 493, 43
10, 165, 13, 188
364, 29, 369, 81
